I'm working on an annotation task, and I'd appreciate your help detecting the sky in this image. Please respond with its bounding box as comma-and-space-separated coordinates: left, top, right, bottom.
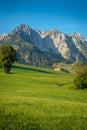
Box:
0, 0, 87, 38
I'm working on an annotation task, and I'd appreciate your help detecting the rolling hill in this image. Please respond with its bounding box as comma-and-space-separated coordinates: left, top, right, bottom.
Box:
0, 64, 87, 129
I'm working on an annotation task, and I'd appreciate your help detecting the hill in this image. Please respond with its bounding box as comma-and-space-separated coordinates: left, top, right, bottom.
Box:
0, 24, 87, 67
0, 64, 87, 129
53, 62, 72, 73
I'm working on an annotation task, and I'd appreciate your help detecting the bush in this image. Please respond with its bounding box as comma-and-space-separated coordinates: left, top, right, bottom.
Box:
72, 62, 87, 76
72, 62, 87, 89
74, 75, 87, 89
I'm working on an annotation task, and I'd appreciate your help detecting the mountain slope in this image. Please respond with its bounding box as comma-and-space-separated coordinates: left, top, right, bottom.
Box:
0, 25, 61, 67
0, 33, 7, 41
0, 24, 87, 67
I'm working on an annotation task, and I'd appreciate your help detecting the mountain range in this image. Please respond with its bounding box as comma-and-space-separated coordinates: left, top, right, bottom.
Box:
0, 24, 87, 67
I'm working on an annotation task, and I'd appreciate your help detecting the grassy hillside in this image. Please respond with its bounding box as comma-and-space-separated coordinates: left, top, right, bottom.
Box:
0, 64, 87, 130
53, 62, 72, 73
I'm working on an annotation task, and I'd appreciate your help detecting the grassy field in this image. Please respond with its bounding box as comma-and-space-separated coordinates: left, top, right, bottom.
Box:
0, 64, 87, 130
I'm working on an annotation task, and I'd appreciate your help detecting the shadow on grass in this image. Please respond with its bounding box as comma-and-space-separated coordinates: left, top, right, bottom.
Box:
12, 65, 59, 75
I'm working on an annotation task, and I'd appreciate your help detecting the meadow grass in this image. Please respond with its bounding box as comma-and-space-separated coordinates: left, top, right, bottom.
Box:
0, 64, 87, 130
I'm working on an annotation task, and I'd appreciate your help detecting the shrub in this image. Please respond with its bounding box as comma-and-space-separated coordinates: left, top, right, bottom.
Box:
74, 75, 87, 89
72, 62, 87, 89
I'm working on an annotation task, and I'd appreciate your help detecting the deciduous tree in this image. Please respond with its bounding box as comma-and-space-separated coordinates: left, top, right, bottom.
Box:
72, 62, 87, 89
0, 44, 17, 73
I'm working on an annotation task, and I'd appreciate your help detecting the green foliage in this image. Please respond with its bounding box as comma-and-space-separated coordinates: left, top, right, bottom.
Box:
72, 62, 87, 89
0, 44, 17, 73
72, 62, 87, 76
0, 64, 87, 129
74, 75, 87, 89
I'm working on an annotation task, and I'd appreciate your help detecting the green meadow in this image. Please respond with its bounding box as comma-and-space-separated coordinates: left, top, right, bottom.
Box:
0, 64, 87, 130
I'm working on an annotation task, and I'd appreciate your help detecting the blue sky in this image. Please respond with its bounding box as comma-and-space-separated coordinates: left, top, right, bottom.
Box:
0, 0, 87, 38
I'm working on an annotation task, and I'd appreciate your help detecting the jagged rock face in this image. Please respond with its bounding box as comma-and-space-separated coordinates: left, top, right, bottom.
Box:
27, 29, 60, 55
0, 33, 7, 41
0, 24, 87, 63
9, 24, 31, 42
68, 33, 87, 61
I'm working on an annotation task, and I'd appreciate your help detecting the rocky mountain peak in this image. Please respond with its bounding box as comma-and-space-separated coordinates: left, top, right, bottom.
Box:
7, 24, 32, 42
69, 32, 85, 41
14, 24, 31, 36
0, 33, 8, 41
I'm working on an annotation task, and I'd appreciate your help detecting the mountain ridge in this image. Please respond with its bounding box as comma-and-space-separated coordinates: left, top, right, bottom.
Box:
0, 24, 87, 67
